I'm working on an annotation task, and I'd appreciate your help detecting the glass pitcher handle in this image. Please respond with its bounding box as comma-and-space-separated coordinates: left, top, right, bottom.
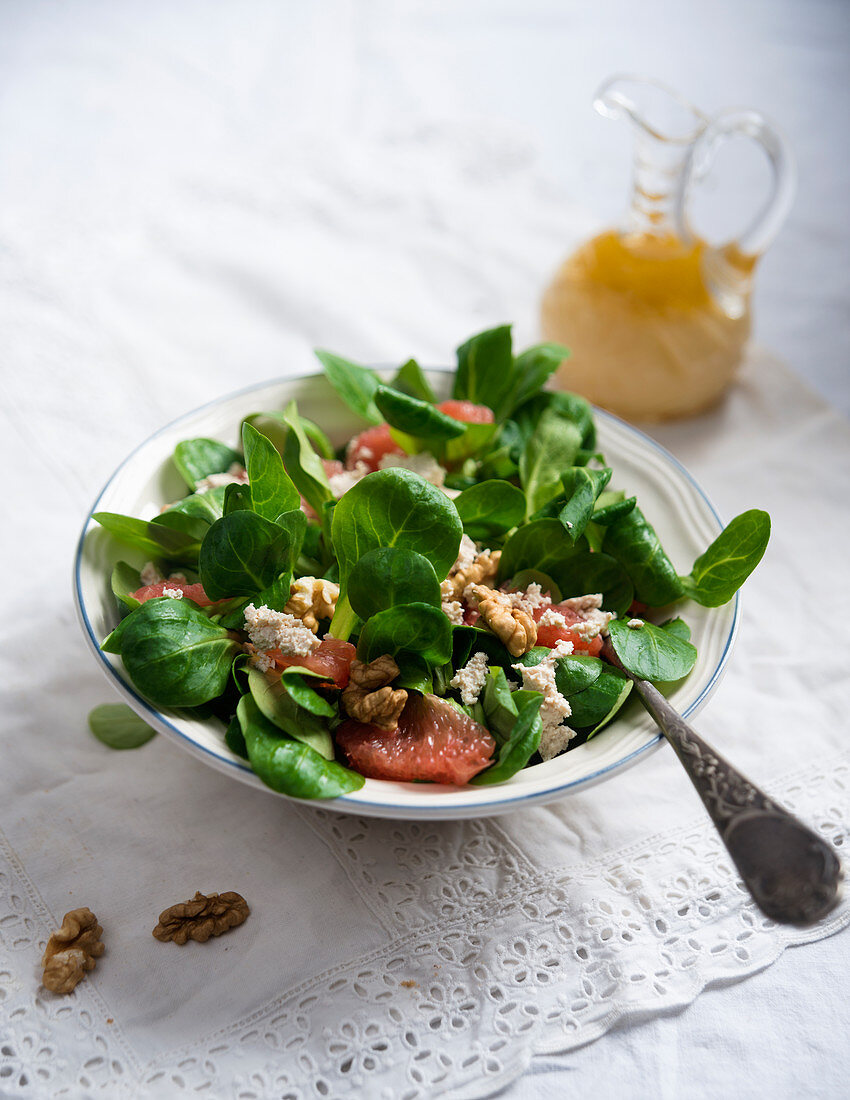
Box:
675, 108, 796, 261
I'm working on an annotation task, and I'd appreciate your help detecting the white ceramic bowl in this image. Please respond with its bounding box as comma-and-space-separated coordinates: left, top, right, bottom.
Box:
75, 370, 738, 820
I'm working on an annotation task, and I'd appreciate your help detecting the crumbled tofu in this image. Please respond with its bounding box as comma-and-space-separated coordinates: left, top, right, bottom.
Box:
561, 593, 603, 614
509, 582, 551, 614
538, 725, 575, 761
627, 618, 644, 629
440, 579, 466, 625
558, 593, 614, 637
168, 572, 187, 583
512, 639, 576, 760
251, 651, 274, 673
537, 607, 567, 628
140, 561, 163, 586
243, 604, 321, 657
328, 462, 370, 499
345, 438, 374, 464
455, 534, 478, 572
571, 609, 614, 639
161, 586, 184, 599
450, 651, 490, 705
441, 598, 465, 626
378, 451, 447, 487
196, 463, 249, 494
441, 486, 462, 499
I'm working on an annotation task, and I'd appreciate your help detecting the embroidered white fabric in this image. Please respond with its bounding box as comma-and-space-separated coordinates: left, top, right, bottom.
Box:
1, 5, 850, 1096
1, 757, 848, 1099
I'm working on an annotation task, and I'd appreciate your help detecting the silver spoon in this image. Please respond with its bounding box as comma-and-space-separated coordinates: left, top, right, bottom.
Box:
602, 641, 842, 926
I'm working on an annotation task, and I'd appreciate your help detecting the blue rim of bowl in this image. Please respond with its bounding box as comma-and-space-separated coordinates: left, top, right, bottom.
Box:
74, 369, 740, 812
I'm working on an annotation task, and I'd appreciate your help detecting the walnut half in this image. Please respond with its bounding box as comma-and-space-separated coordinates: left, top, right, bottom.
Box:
469, 584, 537, 657
285, 577, 340, 632
42, 908, 105, 993
442, 537, 502, 601
341, 655, 408, 731
152, 891, 250, 945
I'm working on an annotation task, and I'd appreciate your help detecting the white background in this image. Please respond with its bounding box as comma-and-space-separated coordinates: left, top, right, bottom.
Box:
1, 2, 848, 1098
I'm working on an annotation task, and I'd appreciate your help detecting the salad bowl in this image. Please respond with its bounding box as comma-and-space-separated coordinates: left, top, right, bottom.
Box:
75, 369, 738, 820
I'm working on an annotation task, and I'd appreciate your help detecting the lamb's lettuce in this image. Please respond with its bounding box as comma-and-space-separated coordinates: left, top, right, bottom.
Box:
119, 598, 240, 707
111, 561, 142, 610
603, 505, 685, 607
557, 467, 612, 543
453, 324, 515, 420
454, 480, 526, 541
471, 690, 543, 785
93, 512, 201, 562
375, 385, 466, 442
281, 401, 333, 517
224, 482, 252, 514
88, 704, 157, 750
480, 667, 520, 741
511, 343, 570, 408
549, 551, 634, 618
330, 468, 462, 637
156, 484, 228, 538
608, 618, 697, 682
247, 667, 334, 759
519, 410, 583, 517
357, 603, 453, 669
681, 509, 770, 607
238, 695, 363, 798
348, 547, 441, 620
565, 666, 633, 733
314, 349, 382, 424
241, 421, 300, 523
199, 511, 296, 600
499, 518, 578, 585
173, 438, 242, 490
392, 358, 437, 403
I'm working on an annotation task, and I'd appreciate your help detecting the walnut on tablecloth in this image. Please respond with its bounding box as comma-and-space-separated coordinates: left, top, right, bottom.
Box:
152, 891, 250, 945
42, 907, 105, 993
341, 655, 408, 730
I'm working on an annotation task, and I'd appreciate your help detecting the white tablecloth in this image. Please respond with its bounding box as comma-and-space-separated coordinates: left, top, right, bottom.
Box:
2, 3, 849, 1098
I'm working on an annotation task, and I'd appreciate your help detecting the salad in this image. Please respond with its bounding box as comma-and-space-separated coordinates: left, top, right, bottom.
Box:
92, 326, 769, 798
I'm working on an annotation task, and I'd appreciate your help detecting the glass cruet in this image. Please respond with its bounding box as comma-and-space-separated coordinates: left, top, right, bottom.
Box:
540, 75, 795, 421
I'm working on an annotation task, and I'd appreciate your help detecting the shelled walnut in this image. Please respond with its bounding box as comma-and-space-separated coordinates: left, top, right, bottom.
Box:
468, 584, 537, 657
42, 908, 105, 993
152, 891, 250, 945
341, 655, 408, 731
442, 536, 501, 602
284, 577, 339, 632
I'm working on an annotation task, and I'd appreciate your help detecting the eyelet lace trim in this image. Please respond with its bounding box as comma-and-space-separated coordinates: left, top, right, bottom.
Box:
2, 756, 848, 1098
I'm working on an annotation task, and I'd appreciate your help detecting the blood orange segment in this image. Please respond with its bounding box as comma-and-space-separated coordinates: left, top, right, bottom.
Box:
131, 580, 218, 607
345, 424, 403, 471
336, 693, 496, 785
533, 602, 604, 656
269, 637, 356, 689
345, 401, 493, 473
436, 400, 495, 424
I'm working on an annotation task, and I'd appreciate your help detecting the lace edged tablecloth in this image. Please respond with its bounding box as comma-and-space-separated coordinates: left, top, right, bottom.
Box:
1, 745, 848, 1098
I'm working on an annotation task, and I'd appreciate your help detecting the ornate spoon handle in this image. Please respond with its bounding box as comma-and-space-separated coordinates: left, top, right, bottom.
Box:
603, 645, 842, 925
